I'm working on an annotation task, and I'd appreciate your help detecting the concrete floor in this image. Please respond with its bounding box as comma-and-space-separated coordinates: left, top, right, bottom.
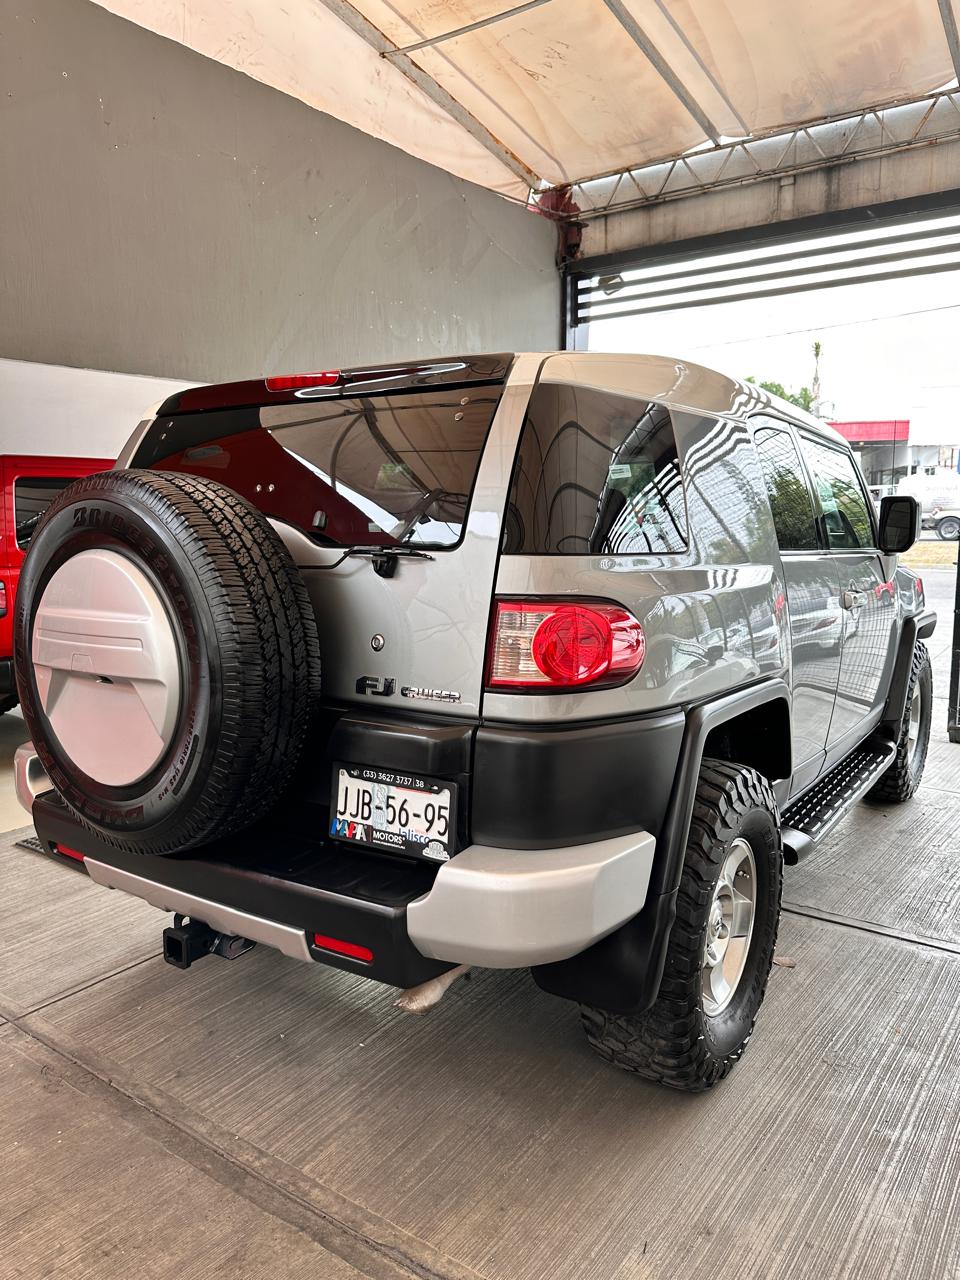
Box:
1, 569, 958, 1280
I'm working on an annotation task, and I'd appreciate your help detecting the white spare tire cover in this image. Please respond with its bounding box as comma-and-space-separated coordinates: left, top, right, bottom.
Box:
32, 549, 181, 787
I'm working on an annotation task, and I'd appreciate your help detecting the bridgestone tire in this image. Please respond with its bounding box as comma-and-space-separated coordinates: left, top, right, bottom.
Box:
15, 469, 321, 855
581, 761, 782, 1092
866, 642, 932, 804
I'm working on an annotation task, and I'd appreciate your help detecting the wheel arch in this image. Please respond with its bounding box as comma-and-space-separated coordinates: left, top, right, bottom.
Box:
655, 679, 791, 898
532, 677, 790, 1014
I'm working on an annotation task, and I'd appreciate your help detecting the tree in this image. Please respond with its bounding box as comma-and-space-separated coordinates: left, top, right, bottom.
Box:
746, 376, 815, 412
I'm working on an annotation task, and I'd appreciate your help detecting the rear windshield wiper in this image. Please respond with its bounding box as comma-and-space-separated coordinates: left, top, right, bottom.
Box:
317, 543, 435, 578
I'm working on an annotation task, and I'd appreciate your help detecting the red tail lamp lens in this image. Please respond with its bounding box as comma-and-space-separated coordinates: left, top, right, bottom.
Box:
488, 601, 645, 689
312, 933, 373, 963
265, 372, 341, 392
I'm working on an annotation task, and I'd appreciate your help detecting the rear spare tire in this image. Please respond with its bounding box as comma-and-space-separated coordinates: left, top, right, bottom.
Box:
14, 469, 321, 854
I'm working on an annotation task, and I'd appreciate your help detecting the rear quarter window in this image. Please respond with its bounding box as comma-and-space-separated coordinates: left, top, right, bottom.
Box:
503, 381, 687, 555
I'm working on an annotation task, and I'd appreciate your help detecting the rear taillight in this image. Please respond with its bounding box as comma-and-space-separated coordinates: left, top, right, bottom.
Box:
487, 600, 645, 690
0, 580, 6, 618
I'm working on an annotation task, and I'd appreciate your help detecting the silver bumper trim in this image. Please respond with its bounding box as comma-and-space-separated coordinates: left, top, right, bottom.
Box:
83, 859, 314, 963
14, 743, 50, 814
406, 832, 657, 968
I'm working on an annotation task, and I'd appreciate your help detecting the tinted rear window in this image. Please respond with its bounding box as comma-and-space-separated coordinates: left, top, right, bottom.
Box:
503, 381, 687, 555
138, 388, 503, 549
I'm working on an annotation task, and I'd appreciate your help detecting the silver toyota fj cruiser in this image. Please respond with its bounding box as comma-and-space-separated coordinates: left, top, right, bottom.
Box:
13, 352, 935, 1091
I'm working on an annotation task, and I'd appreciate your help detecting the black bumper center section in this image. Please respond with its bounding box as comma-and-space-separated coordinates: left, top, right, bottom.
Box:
33, 792, 453, 989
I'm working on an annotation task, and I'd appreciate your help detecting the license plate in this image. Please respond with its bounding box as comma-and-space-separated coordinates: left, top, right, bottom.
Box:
330, 765, 455, 862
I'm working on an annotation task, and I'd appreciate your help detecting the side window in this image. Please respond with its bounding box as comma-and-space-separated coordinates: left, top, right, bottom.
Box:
753, 425, 819, 551
14, 477, 77, 549
503, 382, 687, 555
800, 437, 875, 550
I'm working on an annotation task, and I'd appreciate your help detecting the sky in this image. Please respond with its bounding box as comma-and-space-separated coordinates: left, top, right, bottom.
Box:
584, 213, 960, 445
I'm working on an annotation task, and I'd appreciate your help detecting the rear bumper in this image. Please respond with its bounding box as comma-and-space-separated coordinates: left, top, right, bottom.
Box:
81, 831, 654, 971
26, 769, 656, 979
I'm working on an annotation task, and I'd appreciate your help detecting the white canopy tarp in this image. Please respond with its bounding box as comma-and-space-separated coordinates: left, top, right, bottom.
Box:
91, 0, 959, 200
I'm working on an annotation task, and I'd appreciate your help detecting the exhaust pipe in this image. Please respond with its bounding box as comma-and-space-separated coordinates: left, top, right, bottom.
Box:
162, 914, 256, 969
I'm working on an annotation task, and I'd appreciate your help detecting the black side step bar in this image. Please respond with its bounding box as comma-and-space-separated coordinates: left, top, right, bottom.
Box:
781, 740, 897, 864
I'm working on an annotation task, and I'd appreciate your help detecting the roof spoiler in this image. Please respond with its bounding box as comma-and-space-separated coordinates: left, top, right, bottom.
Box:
156, 354, 514, 415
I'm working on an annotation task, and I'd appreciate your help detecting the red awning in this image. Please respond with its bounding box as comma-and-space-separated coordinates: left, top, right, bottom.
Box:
830, 421, 910, 444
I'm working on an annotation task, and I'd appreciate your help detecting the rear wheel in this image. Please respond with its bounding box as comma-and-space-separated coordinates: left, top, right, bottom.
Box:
15, 469, 321, 854
936, 516, 960, 541
866, 641, 932, 803
581, 761, 782, 1092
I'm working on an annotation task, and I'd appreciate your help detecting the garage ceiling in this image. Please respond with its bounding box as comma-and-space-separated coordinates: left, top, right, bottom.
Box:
95, 0, 959, 202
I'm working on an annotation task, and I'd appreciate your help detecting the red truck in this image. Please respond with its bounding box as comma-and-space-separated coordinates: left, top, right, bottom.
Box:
1, 454, 114, 714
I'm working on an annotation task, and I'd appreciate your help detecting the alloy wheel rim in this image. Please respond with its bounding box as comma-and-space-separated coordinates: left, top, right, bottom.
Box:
701, 837, 757, 1017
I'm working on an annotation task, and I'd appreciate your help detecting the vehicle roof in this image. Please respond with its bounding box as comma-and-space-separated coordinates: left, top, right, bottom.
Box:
152, 351, 848, 448
523, 352, 848, 445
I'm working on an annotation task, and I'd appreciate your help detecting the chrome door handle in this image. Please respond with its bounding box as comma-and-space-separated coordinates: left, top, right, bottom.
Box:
841, 590, 866, 610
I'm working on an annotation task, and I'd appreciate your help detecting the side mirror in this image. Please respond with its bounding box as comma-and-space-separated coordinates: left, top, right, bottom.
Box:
878, 494, 921, 554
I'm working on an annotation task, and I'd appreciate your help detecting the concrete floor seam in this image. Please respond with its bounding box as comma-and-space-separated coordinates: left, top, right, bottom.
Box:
781, 900, 960, 955
9, 950, 161, 1019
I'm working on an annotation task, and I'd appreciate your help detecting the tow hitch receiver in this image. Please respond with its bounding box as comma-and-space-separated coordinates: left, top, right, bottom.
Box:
162, 914, 257, 969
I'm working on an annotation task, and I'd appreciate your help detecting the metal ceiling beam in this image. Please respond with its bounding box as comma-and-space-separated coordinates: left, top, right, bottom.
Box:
600, 0, 722, 144
315, 0, 541, 189
937, 0, 960, 88
383, 0, 553, 57
562, 89, 960, 221
650, 0, 748, 137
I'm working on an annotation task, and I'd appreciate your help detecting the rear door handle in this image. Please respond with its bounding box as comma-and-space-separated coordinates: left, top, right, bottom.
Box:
841, 590, 866, 611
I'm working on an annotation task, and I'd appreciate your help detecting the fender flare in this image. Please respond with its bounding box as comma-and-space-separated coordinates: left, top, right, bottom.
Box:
650, 677, 791, 898
881, 610, 936, 736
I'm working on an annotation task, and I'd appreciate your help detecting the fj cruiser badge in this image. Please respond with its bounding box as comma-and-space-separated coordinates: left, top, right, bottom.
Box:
355, 675, 461, 703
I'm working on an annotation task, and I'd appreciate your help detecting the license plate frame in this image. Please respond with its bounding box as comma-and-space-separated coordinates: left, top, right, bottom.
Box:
330, 764, 456, 862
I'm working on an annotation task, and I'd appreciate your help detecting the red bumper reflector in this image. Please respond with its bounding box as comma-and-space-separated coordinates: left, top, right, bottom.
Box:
312, 933, 373, 963
57, 845, 86, 862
